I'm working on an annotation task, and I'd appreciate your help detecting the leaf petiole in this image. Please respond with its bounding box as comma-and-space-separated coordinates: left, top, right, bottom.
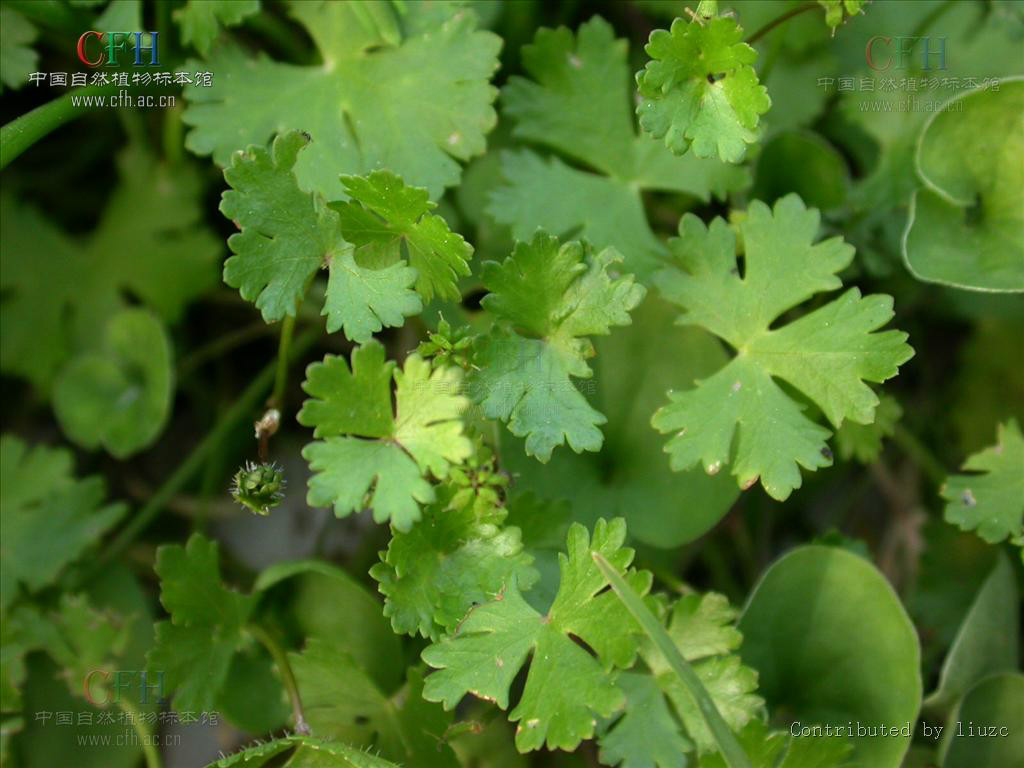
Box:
247, 623, 311, 735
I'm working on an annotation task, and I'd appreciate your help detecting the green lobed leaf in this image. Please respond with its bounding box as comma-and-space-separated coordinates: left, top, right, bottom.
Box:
593, 556, 755, 768
652, 195, 913, 500
0, 5, 37, 91
0, 436, 125, 613
146, 534, 256, 713
175, 0, 259, 56
423, 518, 651, 752
299, 342, 472, 530
471, 232, 645, 462
42, 594, 133, 700
941, 418, 1024, 545
499, 294, 740, 548
333, 170, 472, 301
220, 131, 421, 338
636, 16, 771, 163
489, 17, 750, 279
370, 487, 538, 640
184, 1, 501, 201
0, 146, 219, 391
598, 671, 693, 768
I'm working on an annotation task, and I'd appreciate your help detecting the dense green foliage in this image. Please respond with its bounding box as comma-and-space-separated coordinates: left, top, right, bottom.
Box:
0, 2, 1021, 768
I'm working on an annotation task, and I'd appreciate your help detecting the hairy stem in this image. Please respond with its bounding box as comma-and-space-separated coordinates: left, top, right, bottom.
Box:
117, 696, 162, 768
82, 328, 318, 581
593, 553, 752, 768
745, 2, 818, 45
248, 624, 311, 735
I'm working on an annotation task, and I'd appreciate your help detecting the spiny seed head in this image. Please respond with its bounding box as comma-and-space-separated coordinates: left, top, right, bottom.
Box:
231, 461, 286, 516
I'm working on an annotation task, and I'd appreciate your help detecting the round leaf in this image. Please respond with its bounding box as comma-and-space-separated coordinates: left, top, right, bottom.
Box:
739, 545, 922, 768
53, 308, 173, 458
903, 78, 1024, 292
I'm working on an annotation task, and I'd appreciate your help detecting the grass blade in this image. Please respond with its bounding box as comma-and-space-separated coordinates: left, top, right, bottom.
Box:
593, 552, 752, 768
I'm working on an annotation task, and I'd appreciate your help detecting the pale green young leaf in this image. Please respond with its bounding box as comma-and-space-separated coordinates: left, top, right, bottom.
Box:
636, 16, 770, 163
299, 343, 472, 530
656, 654, 762, 754
599, 589, 763, 764
665, 592, 743, 660
471, 233, 645, 462
0, 147, 219, 391
370, 489, 537, 640
220, 131, 421, 338
0, 437, 125, 613
598, 672, 693, 768
146, 534, 255, 713
175, 0, 259, 56
333, 171, 472, 301
423, 519, 651, 752
52, 309, 173, 459
184, 2, 500, 200
490, 18, 749, 278
592, 557, 755, 768
291, 640, 458, 767
941, 419, 1024, 544
652, 195, 913, 500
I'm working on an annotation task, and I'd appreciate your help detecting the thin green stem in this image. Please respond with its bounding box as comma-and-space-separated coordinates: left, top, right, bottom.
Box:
176, 322, 274, 378
81, 328, 318, 581
593, 553, 752, 768
891, 424, 947, 487
745, 2, 818, 45
270, 313, 298, 410
910, 0, 957, 40
248, 624, 310, 735
117, 697, 162, 768
163, 104, 185, 166
1, 85, 120, 169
